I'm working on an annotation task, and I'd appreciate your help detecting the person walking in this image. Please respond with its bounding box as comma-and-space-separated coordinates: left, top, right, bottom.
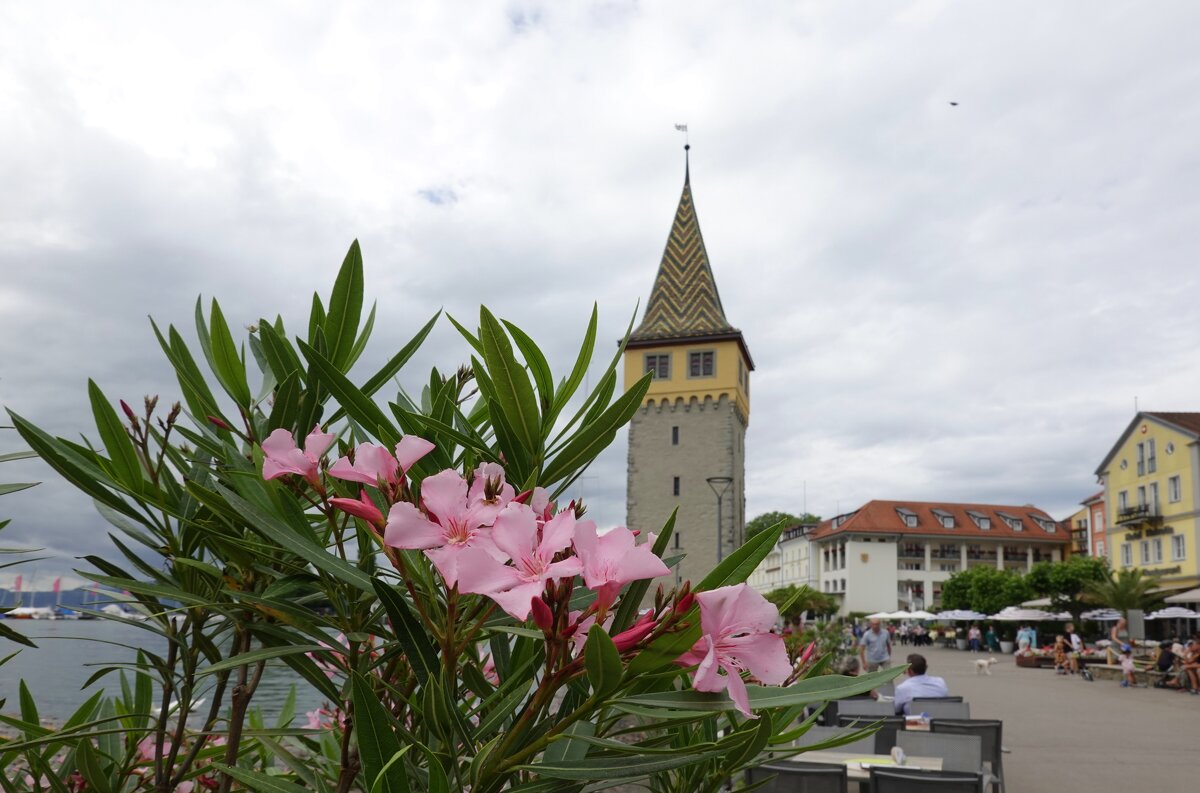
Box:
968, 623, 982, 653
859, 618, 893, 672
985, 624, 1000, 653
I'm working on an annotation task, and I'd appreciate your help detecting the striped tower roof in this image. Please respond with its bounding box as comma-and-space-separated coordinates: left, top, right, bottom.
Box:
630, 153, 743, 347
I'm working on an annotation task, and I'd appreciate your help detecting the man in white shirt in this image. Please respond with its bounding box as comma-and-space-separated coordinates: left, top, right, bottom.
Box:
893, 653, 950, 715
1065, 622, 1084, 675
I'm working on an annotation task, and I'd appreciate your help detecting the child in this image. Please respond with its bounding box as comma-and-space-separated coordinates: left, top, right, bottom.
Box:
1119, 644, 1138, 688
1053, 635, 1068, 675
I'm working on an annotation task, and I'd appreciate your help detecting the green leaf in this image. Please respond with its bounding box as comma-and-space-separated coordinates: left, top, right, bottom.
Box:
478, 307, 540, 453
267, 372, 304, 431
0, 451, 37, 463
209, 483, 375, 593
324, 239, 365, 369
75, 740, 114, 793
18, 681, 37, 727
199, 644, 328, 676
617, 665, 903, 713
371, 579, 439, 685
326, 311, 441, 426
212, 765, 311, 793
0, 621, 36, 648
350, 672, 410, 793
540, 371, 652, 487
584, 624, 622, 696
501, 319, 554, 407
209, 299, 253, 407
257, 320, 305, 384
523, 745, 729, 780
149, 320, 226, 431
548, 304, 597, 426
0, 482, 37, 496
87, 379, 143, 495
298, 340, 400, 447
543, 720, 595, 765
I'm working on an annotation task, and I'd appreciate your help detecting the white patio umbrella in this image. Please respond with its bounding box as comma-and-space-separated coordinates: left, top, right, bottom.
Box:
908, 610, 937, 620
887, 610, 914, 619
989, 606, 1057, 621
1147, 606, 1200, 620
1165, 587, 1200, 604
935, 609, 986, 621
866, 611, 892, 619
1081, 608, 1122, 621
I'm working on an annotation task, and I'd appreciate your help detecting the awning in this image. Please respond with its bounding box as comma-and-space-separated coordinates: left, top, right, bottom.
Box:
1165, 587, 1200, 604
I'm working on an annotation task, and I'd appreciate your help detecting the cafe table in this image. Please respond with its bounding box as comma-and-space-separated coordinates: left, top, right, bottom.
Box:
792, 751, 944, 783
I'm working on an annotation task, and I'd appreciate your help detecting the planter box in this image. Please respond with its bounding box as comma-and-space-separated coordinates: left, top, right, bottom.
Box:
999, 641, 1014, 654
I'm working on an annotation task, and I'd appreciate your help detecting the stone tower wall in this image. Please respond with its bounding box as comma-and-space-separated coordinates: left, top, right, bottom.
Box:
626, 393, 747, 591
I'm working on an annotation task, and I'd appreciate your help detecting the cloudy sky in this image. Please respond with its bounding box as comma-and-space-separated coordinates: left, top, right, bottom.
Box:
2, 1, 1198, 588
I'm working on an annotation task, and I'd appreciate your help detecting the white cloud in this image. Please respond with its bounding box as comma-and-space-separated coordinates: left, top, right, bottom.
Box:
3, 1, 1200, 585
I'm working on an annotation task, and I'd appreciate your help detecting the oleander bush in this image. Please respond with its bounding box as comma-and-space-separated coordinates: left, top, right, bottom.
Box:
2, 242, 898, 792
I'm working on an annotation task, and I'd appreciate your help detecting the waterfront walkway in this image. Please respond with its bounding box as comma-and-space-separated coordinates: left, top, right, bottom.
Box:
909, 645, 1196, 790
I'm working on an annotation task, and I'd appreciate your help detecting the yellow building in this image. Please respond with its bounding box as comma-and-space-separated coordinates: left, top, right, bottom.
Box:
1094, 412, 1200, 591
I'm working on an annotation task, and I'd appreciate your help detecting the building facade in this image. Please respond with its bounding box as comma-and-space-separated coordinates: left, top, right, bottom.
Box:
1095, 412, 1200, 591
1082, 491, 1106, 559
808, 500, 1069, 615
625, 152, 753, 589
747, 525, 818, 595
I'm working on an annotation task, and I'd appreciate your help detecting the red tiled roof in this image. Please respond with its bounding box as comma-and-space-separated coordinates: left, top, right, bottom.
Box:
1144, 412, 1200, 436
1080, 491, 1104, 505
808, 500, 1067, 543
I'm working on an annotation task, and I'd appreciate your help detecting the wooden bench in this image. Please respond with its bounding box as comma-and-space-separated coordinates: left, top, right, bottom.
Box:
1086, 664, 1156, 684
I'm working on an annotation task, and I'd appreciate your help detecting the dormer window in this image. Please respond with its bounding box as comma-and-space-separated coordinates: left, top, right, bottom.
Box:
645, 353, 671, 380
967, 510, 991, 530
997, 511, 1023, 531
932, 508, 955, 529
688, 350, 715, 378
896, 508, 918, 528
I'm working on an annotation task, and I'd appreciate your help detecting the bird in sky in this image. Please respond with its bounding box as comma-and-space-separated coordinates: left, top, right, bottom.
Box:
949, 101, 959, 106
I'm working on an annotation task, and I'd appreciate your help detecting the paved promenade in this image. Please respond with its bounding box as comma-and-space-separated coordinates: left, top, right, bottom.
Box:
910, 645, 1196, 790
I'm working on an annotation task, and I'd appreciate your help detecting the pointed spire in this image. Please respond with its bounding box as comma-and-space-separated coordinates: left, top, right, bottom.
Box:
631, 152, 737, 343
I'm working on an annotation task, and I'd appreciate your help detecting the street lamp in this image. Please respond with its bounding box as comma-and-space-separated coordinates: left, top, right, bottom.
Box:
706, 476, 734, 563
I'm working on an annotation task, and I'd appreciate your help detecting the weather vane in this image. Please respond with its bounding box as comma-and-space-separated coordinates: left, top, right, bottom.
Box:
674, 123, 689, 147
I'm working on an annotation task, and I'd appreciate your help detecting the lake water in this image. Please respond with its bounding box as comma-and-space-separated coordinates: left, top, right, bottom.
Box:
0, 620, 326, 722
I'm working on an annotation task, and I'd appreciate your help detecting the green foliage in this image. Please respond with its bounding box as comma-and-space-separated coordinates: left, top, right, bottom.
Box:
1, 242, 901, 793
764, 584, 836, 623
940, 565, 1033, 616
1084, 568, 1162, 615
745, 511, 821, 539
1027, 555, 1111, 620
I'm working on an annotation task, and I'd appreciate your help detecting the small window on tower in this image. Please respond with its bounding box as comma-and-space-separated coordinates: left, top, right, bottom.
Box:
645, 354, 671, 380
688, 350, 715, 378
671, 426, 679, 445
672, 476, 680, 496
674, 533, 680, 550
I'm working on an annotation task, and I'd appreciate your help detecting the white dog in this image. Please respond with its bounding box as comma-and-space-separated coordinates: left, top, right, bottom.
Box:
973, 657, 998, 675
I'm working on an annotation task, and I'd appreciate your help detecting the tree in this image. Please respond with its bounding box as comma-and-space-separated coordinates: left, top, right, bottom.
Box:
746, 511, 821, 539
939, 566, 1032, 616
1084, 568, 1162, 615
764, 584, 835, 623
1027, 555, 1110, 621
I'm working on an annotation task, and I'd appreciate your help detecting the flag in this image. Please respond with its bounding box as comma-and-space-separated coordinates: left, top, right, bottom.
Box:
53, 577, 61, 594
13, 575, 21, 593
674, 124, 688, 132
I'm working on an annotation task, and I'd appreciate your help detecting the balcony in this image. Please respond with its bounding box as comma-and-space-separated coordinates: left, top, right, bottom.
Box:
1115, 505, 1162, 527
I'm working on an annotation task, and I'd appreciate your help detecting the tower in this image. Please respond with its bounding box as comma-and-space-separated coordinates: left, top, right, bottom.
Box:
624, 150, 753, 589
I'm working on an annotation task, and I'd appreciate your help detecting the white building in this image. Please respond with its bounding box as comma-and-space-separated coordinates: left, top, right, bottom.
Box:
748, 524, 818, 595
809, 500, 1070, 615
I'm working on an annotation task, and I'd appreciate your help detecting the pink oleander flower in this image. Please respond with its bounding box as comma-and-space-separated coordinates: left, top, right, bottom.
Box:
573, 523, 670, 610
676, 583, 791, 718
383, 464, 513, 586
331, 490, 386, 529
329, 436, 434, 487
261, 425, 335, 486
458, 503, 583, 620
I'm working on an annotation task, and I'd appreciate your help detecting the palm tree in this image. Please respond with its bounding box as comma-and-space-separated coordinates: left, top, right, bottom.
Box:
1084, 568, 1161, 615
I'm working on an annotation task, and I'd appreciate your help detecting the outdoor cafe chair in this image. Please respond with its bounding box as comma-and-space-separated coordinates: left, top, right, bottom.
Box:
931, 719, 1004, 793
896, 731, 983, 775
837, 715, 905, 755
746, 762, 849, 793
818, 694, 874, 726
918, 701, 970, 719
794, 725, 876, 755
836, 700, 897, 718
868, 767, 985, 792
